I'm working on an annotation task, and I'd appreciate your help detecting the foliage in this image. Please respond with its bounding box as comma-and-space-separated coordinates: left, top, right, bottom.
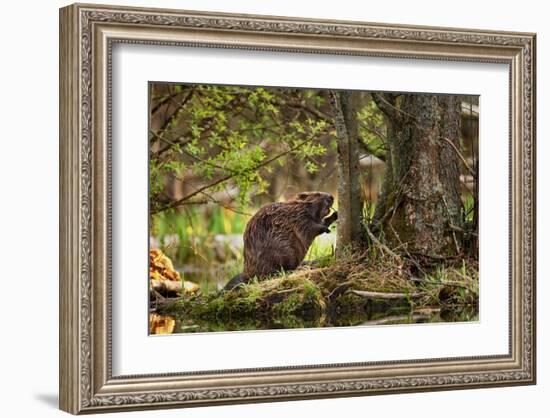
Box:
149, 84, 335, 213
149, 86, 392, 213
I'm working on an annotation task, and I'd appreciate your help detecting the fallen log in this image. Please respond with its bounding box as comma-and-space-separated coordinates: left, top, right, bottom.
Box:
150, 278, 182, 295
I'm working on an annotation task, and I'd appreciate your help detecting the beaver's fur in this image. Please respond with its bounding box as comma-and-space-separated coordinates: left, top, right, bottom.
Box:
223, 192, 337, 290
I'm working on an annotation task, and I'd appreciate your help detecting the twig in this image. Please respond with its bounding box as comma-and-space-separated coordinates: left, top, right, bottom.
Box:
357, 135, 387, 162
350, 290, 422, 299
149, 129, 194, 157
410, 277, 470, 289
153, 138, 314, 214
440, 136, 476, 177
150, 289, 166, 303
271, 97, 333, 122
360, 313, 432, 326
441, 195, 460, 254
364, 225, 401, 261
275, 287, 301, 295
156, 90, 195, 139
327, 281, 354, 300
191, 187, 252, 217
448, 223, 478, 237
150, 90, 185, 116
371, 93, 416, 121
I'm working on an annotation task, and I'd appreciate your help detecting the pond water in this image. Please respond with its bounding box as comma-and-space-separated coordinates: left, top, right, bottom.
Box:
150, 305, 478, 335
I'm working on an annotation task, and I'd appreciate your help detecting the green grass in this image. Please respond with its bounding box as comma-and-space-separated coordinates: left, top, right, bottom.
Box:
151, 204, 249, 265
304, 233, 336, 266
462, 194, 475, 222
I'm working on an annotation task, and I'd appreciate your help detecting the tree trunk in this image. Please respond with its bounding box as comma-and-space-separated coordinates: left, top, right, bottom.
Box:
371, 93, 463, 257
333, 91, 363, 253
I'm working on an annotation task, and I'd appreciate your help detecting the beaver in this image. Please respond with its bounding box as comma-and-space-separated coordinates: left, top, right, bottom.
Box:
223, 191, 337, 290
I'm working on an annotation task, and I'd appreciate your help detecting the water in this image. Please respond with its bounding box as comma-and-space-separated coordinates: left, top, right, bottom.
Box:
150, 305, 478, 335
179, 261, 240, 293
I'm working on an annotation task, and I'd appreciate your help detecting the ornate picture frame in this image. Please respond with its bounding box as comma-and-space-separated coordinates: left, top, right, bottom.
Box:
59, 3, 536, 414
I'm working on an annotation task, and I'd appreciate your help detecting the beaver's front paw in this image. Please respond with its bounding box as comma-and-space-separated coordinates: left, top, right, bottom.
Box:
324, 211, 338, 226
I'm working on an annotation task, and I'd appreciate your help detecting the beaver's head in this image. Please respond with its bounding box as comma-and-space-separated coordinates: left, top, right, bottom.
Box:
294, 191, 334, 221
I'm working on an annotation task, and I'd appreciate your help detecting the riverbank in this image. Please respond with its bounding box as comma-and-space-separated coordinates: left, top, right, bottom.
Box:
154, 249, 479, 333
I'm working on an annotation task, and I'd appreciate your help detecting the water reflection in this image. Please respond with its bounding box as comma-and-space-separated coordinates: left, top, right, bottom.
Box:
149, 313, 176, 334
150, 305, 478, 335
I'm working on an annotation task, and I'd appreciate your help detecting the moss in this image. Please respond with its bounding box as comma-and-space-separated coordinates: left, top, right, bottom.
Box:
159, 250, 478, 330
271, 279, 325, 319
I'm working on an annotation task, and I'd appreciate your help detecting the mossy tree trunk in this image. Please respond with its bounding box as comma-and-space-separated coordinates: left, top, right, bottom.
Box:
371, 93, 463, 257
333, 91, 363, 253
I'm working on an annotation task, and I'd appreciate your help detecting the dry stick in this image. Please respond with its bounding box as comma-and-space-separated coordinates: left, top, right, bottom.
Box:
151, 289, 166, 301
150, 279, 183, 295
275, 287, 301, 295
377, 217, 431, 278
388, 224, 431, 278
364, 225, 401, 261
410, 277, 470, 289
190, 187, 252, 217
361, 313, 432, 326
440, 136, 476, 177
448, 223, 478, 237
441, 195, 461, 254
372, 93, 417, 121
350, 290, 423, 299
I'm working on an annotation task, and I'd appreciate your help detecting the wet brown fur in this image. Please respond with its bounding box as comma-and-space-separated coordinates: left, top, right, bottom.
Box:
224, 192, 337, 290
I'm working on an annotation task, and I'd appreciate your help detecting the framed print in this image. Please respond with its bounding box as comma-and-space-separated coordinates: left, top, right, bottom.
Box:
59, 3, 536, 414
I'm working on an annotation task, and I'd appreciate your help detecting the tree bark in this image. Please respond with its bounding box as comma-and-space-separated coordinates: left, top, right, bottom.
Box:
333, 91, 363, 253
372, 93, 463, 256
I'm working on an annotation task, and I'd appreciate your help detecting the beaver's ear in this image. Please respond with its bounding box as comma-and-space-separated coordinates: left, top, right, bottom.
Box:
296, 192, 309, 201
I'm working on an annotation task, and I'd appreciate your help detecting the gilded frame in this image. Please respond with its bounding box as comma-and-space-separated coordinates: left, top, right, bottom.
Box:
59, 3, 536, 414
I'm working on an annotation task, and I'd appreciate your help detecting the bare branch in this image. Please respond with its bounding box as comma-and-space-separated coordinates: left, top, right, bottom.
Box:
156, 90, 195, 139
272, 97, 333, 122
371, 93, 402, 121
440, 136, 476, 177
357, 136, 387, 162
372, 93, 417, 122
150, 90, 186, 116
